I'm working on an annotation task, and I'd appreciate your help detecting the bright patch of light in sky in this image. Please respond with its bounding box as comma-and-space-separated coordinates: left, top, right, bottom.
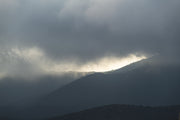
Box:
78, 55, 146, 72
0, 47, 147, 78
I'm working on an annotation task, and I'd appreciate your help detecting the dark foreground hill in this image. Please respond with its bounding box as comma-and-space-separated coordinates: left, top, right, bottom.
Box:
48, 104, 180, 120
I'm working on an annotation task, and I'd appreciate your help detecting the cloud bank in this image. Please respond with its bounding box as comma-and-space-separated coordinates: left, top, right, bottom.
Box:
0, 47, 146, 78
0, 0, 179, 78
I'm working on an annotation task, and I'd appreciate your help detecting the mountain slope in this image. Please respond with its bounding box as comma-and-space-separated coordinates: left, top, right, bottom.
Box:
0, 75, 75, 107
0, 71, 90, 107
48, 104, 180, 120
31, 56, 180, 118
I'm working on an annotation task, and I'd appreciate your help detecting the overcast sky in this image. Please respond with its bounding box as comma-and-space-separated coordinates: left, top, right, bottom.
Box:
0, 0, 180, 78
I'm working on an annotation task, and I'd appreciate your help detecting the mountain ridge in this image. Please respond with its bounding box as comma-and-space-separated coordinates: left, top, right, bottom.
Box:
27, 55, 180, 119
48, 104, 180, 120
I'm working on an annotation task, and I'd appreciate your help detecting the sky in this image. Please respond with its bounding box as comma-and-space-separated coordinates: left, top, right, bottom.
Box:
0, 0, 180, 78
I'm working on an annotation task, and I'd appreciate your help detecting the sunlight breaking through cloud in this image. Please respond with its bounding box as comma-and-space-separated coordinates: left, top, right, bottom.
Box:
0, 47, 147, 78
78, 55, 146, 72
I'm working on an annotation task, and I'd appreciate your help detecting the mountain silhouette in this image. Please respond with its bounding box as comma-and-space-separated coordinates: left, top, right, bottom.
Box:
28, 55, 180, 119
48, 104, 180, 120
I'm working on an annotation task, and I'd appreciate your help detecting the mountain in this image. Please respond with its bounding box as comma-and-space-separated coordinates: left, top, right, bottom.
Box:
0, 71, 90, 107
0, 72, 92, 120
48, 104, 180, 120
26, 55, 180, 119
0, 117, 11, 120
1, 55, 180, 120
0, 74, 74, 107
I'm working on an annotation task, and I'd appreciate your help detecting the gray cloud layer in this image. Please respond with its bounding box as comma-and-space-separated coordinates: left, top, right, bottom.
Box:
0, 0, 180, 77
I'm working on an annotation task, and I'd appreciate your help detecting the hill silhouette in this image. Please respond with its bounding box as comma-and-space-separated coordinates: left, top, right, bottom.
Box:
48, 104, 180, 120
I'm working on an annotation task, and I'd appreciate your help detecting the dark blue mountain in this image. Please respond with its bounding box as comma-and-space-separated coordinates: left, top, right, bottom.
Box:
48, 104, 180, 120
30, 56, 180, 119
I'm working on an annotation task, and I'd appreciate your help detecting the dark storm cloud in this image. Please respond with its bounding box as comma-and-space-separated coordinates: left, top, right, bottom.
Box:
0, 0, 180, 62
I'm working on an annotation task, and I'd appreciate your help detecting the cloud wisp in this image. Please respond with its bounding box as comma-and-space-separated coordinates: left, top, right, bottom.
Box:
0, 47, 146, 78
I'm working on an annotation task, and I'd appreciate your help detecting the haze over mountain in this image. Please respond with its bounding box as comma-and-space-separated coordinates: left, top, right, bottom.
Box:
0, 72, 88, 107
10, 55, 178, 119
0, 0, 180, 120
